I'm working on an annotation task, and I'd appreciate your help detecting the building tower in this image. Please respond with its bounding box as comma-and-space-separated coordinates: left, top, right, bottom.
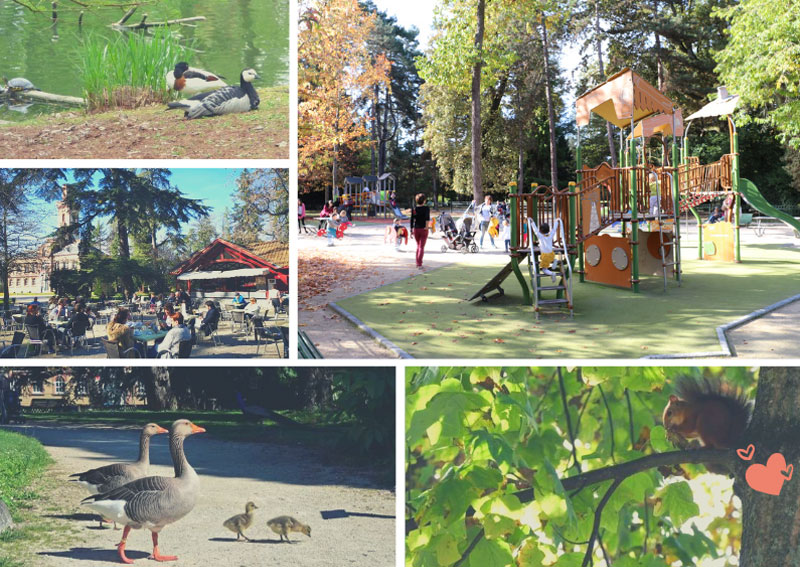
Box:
55, 184, 80, 236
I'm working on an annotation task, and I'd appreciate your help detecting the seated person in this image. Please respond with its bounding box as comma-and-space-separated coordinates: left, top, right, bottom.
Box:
232, 293, 247, 309
244, 298, 260, 321
157, 303, 176, 330
107, 308, 142, 357
199, 301, 220, 336
708, 206, 724, 224
61, 304, 91, 347
24, 304, 57, 354
152, 313, 191, 358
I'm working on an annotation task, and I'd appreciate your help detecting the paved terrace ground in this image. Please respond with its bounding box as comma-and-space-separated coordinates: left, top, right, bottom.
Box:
1, 307, 287, 359
299, 215, 800, 359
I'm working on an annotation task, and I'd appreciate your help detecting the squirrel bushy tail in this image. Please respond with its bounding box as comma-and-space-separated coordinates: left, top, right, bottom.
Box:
675, 376, 752, 438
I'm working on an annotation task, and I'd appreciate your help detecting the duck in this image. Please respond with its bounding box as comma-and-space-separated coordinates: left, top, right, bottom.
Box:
81, 419, 205, 564
166, 68, 260, 119
166, 62, 226, 96
70, 423, 168, 528
222, 501, 258, 542
266, 516, 311, 543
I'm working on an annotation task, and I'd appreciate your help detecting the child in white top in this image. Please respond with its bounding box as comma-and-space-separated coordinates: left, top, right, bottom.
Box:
326, 213, 340, 247
500, 219, 511, 252
535, 222, 557, 282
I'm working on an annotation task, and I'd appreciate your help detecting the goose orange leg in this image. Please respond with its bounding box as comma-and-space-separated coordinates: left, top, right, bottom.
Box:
117, 526, 134, 564
149, 532, 178, 562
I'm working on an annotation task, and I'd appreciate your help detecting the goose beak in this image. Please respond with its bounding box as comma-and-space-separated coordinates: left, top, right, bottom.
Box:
254, 72, 261, 80
155, 425, 168, 434
189, 422, 206, 434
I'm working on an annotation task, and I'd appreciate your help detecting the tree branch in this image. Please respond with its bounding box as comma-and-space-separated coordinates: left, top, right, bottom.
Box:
582, 479, 622, 567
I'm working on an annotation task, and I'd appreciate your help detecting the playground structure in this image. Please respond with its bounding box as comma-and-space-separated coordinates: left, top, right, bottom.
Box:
470, 68, 800, 317
334, 173, 397, 218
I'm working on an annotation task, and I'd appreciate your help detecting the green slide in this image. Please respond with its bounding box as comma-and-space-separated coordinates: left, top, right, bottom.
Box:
740, 177, 800, 235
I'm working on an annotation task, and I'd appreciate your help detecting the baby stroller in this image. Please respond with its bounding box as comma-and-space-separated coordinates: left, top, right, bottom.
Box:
438, 212, 478, 253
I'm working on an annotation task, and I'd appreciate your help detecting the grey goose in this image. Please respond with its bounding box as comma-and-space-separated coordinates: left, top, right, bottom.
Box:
82, 419, 205, 564
166, 68, 260, 119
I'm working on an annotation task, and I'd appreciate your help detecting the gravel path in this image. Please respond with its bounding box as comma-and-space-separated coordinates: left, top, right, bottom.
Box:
5, 423, 394, 567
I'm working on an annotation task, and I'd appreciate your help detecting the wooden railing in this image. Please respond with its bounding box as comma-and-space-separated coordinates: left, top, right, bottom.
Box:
511, 186, 569, 250
676, 154, 733, 195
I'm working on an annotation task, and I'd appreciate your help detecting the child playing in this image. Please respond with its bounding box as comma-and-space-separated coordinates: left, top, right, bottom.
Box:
534, 222, 557, 282
326, 213, 340, 246
500, 219, 511, 253
393, 218, 408, 251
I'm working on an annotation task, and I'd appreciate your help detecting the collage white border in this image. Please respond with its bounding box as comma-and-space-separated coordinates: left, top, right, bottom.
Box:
2, 2, 800, 566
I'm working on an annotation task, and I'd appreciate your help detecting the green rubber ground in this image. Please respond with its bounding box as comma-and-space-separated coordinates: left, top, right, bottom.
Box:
335, 243, 800, 358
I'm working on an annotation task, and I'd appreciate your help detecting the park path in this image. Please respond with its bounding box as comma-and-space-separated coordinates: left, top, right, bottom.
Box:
298, 217, 800, 359
5, 423, 395, 567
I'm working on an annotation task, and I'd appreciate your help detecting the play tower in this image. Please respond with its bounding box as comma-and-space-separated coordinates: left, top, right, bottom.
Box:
470, 69, 800, 318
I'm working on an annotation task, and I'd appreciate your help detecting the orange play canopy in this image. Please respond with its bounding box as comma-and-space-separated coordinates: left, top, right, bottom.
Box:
576, 68, 675, 129
627, 109, 684, 139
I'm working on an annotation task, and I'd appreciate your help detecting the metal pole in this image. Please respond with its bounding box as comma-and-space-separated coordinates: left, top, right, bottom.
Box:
630, 118, 639, 292
730, 115, 741, 262
671, 111, 681, 281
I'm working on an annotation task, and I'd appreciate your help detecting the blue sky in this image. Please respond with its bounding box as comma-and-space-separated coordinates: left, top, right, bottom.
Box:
34, 168, 245, 238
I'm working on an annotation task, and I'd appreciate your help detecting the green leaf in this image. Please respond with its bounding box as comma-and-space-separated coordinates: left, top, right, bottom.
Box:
469, 538, 514, 567
655, 481, 699, 527
650, 425, 671, 452
433, 533, 461, 566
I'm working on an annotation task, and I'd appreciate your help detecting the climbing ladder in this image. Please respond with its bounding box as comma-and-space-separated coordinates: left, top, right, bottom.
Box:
527, 217, 573, 320
652, 171, 682, 291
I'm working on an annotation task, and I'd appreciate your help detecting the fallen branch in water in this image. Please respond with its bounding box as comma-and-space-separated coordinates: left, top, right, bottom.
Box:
111, 6, 205, 29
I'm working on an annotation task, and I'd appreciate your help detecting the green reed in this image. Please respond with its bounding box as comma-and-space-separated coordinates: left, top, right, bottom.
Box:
80, 27, 190, 111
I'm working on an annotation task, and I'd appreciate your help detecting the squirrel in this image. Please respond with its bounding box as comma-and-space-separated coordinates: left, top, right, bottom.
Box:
662, 377, 752, 449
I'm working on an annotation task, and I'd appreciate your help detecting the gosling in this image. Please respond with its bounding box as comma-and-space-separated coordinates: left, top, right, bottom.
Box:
266, 516, 311, 543
222, 502, 258, 542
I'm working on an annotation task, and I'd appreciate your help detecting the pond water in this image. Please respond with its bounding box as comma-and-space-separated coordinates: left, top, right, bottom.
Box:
0, 0, 289, 122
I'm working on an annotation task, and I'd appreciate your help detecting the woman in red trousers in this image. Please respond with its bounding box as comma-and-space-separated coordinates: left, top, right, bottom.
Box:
410, 193, 430, 269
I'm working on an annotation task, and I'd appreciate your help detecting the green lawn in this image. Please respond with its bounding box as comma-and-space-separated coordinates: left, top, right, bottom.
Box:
0, 430, 52, 516
335, 242, 800, 358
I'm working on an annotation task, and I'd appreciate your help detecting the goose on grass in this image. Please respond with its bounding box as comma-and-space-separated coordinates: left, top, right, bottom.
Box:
166, 62, 226, 96
82, 419, 205, 564
70, 423, 168, 528
166, 68, 260, 119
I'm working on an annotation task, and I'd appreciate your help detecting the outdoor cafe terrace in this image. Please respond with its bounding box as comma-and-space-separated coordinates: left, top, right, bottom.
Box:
0, 297, 288, 359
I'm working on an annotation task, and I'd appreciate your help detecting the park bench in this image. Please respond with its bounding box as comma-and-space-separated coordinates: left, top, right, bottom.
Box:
27, 398, 75, 413
298, 330, 323, 359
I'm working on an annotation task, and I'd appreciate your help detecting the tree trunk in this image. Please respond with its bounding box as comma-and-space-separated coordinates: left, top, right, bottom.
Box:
595, 0, 617, 168
371, 85, 379, 176
540, 11, 559, 190
1, 209, 9, 311
470, 0, 486, 203
378, 85, 391, 176
738, 367, 800, 565
115, 214, 134, 296
330, 143, 338, 204
144, 367, 178, 410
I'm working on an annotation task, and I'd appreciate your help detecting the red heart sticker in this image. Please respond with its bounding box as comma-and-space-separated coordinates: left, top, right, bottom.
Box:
737, 444, 755, 461
745, 453, 793, 496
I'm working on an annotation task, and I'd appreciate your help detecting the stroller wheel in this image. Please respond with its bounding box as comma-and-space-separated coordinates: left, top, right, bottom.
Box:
441, 245, 448, 253
469, 244, 479, 253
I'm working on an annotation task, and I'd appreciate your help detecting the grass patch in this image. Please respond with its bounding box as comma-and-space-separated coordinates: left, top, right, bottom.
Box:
0, 430, 52, 516
79, 27, 190, 111
335, 242, 800, 358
